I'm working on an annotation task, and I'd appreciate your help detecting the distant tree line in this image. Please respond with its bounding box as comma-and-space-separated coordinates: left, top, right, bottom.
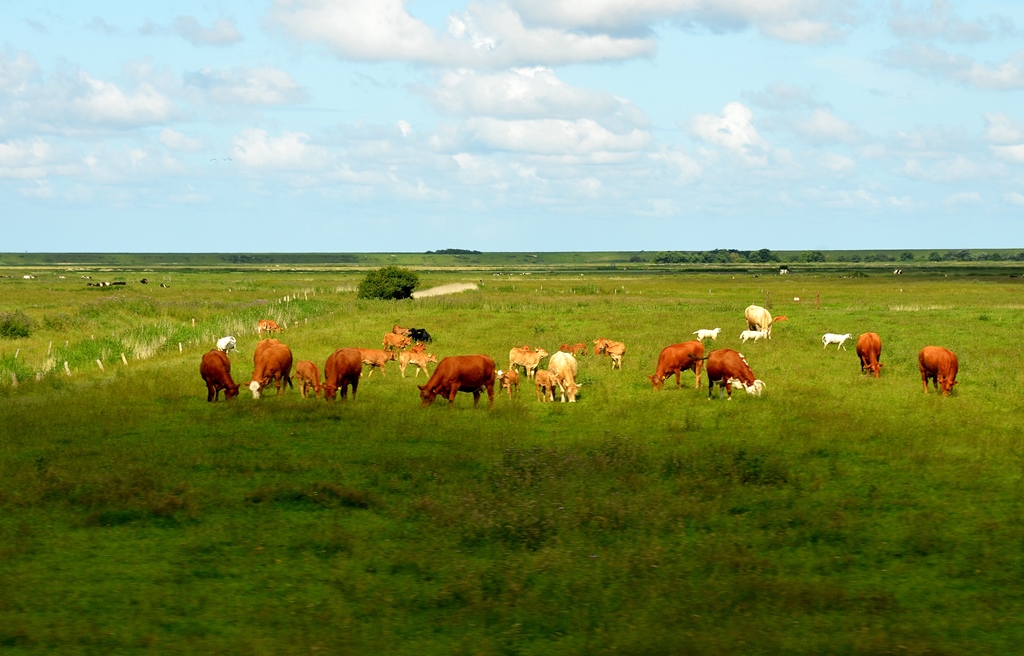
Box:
637, 249, 1024, 264
644, 249, 782, 264
426, 249, 482, 255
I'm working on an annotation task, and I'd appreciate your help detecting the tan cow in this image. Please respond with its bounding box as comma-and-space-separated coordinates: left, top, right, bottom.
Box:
496, 368, 520, 399
399, 350, 438, 378
257, 319, 282, 337
744, 305, 773, 338
295, 360, 322, 398
534, 370, 557, 402
383, 332, 411, 351
548, 351, 581, 402
560, 342, 587, 358
392, 324, 410, 336
594, 338, 625, 369
509, 346, 549, 378
359, 348, 397, 377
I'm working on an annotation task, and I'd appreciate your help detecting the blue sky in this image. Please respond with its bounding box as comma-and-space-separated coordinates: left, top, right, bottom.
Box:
2, 0, 1022, 252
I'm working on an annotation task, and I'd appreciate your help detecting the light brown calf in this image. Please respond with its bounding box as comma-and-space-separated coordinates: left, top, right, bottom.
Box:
383, 332, 411, 351
399, 350, 438, 378
534, 370, 557, 402
359, 348, 397, 377
295, 360, 322, 398
497, 369, 520, 399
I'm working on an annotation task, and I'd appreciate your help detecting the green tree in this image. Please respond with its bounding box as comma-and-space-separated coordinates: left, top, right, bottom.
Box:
900, 251, 915, 261
357, 266, 419, 300
803, 250, 827, 263
749, 248, 779, 263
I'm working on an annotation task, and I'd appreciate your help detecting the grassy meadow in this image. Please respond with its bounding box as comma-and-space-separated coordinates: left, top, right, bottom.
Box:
1, 260, 1023, 654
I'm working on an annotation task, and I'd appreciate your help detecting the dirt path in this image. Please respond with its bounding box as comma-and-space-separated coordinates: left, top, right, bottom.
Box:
412, 282, 478, 298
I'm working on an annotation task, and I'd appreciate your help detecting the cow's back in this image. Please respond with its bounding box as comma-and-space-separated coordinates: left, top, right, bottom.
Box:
706, 348, 754, 385
428, 355, 496, 390
548, 351, 578, 380
201, 349, 232, 382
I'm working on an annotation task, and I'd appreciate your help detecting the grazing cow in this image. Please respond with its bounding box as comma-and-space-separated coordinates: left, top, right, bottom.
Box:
822, 333, 853, 350
418, 355, 496, 409
548, 351, 581, 402
534, 370, 557, 402
649, 340, 704, 390
409, 328, 432, 343
400, 350, 438, 378
739, 329, 769, 343
594, 338, 626, 369
705, 349, 765, 400
359, 348, 397, 377
383, 332, 411, 351
323, 348, 362, 401
216, 335, 236, 354
509, 346, 549, 378
856, 332, 883, 378
744, 305, 773, 339
559, 343, 587, 357
693, 328, 721, 341
392, 324, 410, 336
257, 319, 282, 337
200, 350, 239, 402
249, 339, 293, 399
295, 360, 323, 398
496, 369, 520, 399
919, 346, 959, 396
774, 315, 788, 323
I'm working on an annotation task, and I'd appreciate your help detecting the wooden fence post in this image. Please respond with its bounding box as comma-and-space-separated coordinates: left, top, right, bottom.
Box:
121, 353, 128, 366
96, 360, 104, 372
64, 361, 71, 376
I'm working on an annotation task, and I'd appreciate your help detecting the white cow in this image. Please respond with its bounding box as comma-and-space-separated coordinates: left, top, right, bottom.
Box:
216, 335, 237, 354
744, 305, 773, 339
693, 328, 721, 341
739, 329, 769, 343
822, 333, 852, 350
547, 351, 581, 402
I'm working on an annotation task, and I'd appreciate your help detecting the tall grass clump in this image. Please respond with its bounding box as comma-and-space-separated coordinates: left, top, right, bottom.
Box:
0, 311, 34, 339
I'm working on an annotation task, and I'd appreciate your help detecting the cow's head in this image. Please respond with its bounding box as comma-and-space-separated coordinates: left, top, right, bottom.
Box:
649, 374, 666, 391
322, 383, 337, 400
564, 381, 581, 402
418, 384, 438, 407
225, 384, 240, 400
248, 380, 262, 399
426, 354, 438, 364
744, 379, 766, 397
536, 348, 549, 358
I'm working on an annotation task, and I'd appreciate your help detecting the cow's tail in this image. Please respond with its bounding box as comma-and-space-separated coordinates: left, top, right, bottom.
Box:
688, 354, 711, 362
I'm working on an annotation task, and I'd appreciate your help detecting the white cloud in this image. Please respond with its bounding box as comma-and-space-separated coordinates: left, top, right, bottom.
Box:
266, 0, 654, 67
0, 49, 39, 92
1005, 191, 1024, 206
884, 44, 1024, 90
690, 101, 769, 166
819, 152, 855, 172
69, 73, 178, 127
159, 128, 204, 152
745, 81, 822, 110
900, 155, 985, 182
943, 190, 981, 206
232, 129, 331, 170
984, 113, 1024, 144
889, 0, 1011, 44
991, 144, 1024, 163
185, 66, 308, 105
793, 108, 862, 144
462, 117, 651, 157
397, 120, 413, 137
649, 147, 702, 184
174, 16, 243, 46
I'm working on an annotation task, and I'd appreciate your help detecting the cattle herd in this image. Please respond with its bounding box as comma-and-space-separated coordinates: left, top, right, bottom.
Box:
199, 305, 961, 407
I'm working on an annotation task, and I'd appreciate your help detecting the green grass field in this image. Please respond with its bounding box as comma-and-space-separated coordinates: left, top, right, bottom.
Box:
1, 260, 1023, 654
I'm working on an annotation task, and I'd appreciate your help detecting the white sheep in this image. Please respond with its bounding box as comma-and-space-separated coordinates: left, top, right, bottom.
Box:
739, 329, 769, 343
822, 333, 852, 350
693, 327, 721, 341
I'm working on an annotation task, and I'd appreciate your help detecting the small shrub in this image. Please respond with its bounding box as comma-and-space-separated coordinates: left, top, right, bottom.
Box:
357, 266, 419, 300
0, 311, 33, 339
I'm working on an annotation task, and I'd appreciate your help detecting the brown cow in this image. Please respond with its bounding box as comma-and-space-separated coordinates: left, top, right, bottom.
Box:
594, 338, 626, 369
856, 332, 883, 378
919, 346, 958, 396
496, 368, 520, 399
257, 319, 282, 337
705, 349, 765, 400
295, 360, 322, 398
383, 332, 411, 351
560, 342, 587, 357
200, 349, 239, 402
649, 340, 704, 390
418, 355, 496, 409
400, 350, 437, 378
359, 348, 397, 377
509, 346, 549, 378
393, 324, 411, 336
249, 339, 293, 398
534, 370, 557, 402
323, 348, 362, 401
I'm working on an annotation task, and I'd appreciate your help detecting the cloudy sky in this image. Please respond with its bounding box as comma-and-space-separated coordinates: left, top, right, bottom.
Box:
2, 1, 1023, 252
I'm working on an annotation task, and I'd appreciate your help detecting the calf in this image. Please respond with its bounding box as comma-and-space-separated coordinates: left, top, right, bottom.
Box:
257, 319, 282, 337
693, 328, 721, 341
649, 340, 704, 390
399, 350, 438, 378
295, 360, 323, 398
359, 348, 397, 377
739, 329, 769, 343
496, 369, 520, 399
534, 370, 557, 402
383, 332, 411, 351
509, 346, 549, 378
392, 324, 410, 336
822, 333, 852, 350
856, 332, 883, 378
323, 348, 362, 400
594, 338, 626, 369
200, 350, 239, 402
408, 328, 432, 343
418, 355, 496, 409
919, 346, 958, 396
216, 335, 236, 354
559, 343, 587, 357
705, 349, 765, 400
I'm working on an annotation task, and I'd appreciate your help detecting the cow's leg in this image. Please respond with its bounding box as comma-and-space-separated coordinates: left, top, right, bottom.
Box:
486, 383, 494, 409
448, 386, 459, 406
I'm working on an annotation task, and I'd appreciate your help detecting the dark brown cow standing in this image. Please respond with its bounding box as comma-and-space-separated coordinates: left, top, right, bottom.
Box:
200, 349, 239, 402
323, 348, 362, 401
250, 339, 293, 398
418, 355, 496, 409
705, 348, 764, 400
649, 340, 705, 390
919, 346, 959, 396
856, 332, 883, 378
